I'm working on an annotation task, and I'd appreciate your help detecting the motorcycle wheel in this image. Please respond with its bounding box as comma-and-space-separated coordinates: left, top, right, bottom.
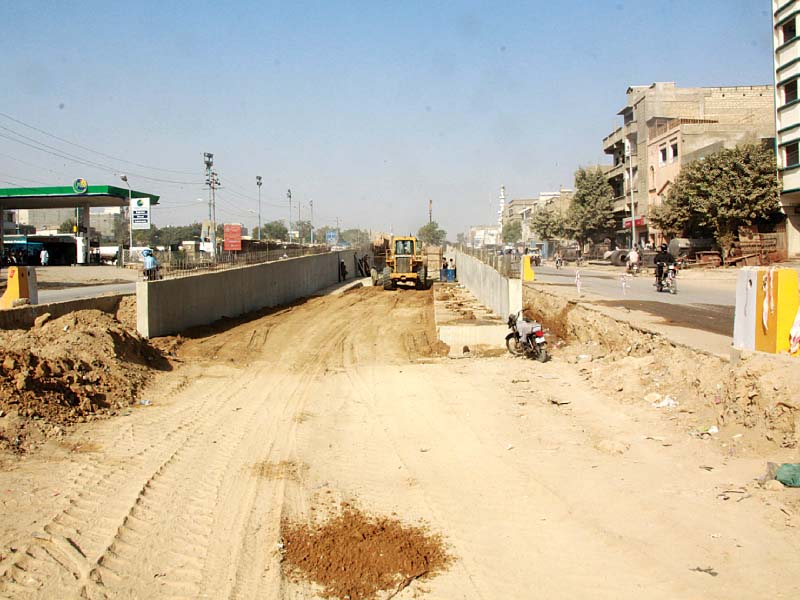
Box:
670, 278, 677, 294
656, 281, 663, 292
536, 344, 549, 363
505, 333, 525, 356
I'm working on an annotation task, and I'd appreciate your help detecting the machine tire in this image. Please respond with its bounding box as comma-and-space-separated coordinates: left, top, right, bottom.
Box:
506, 333, 524, 356
383, 279, 394, 291
536, 345, 549, 363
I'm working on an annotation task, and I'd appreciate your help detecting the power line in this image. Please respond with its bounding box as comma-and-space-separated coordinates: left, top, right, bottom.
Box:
0, 125, 205, 185
0, 111, 199, 176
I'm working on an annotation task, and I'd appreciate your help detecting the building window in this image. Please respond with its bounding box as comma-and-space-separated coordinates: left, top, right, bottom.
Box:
784, 18, 797, 43
670, 140, 679, 162
786, 79, 798, 104
659, 145, 667, 166
786, 142, 800, 168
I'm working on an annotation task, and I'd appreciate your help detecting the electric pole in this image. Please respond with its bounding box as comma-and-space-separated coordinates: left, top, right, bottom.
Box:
203, 153, 219, 258
287, 189, 292, 242
310, 199, 314, 244
429, 199, 432, 224
256, 175, 262, 241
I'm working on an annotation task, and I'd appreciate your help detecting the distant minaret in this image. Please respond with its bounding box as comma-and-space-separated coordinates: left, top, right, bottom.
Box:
497, 185, 506, 227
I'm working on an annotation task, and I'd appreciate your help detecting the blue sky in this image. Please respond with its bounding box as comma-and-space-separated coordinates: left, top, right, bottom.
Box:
0, 0, 775, 238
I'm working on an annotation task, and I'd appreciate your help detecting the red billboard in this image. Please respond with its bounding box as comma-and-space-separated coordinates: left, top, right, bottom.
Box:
223, 223, 242, 251
622, 216, 646, 229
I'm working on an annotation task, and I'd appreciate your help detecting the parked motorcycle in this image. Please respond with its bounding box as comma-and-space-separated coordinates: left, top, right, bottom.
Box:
506, 312, 549, 362
655, 262, 677, 294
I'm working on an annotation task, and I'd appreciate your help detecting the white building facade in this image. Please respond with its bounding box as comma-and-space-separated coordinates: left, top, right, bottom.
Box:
774, 0, 800, 256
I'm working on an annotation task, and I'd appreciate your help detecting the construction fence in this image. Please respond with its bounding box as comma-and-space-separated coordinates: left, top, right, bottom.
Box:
123, 246, 331, 280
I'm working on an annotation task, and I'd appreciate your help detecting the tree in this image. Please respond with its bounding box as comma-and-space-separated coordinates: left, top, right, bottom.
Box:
529, 208, 565, 241
456, 232, 465, 245
649, 143, 781, 254
295, 220, 312, 243
565, 166, 616, 246
262, 220, 288, 241
417, 221, 446, 246
340, 228, 370, 245
501, 221, 522, 243
59, 218, 76, 234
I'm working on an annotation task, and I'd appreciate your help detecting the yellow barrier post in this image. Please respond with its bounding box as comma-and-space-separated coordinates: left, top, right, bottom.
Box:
754, 268, 800, 355
522, 255, 535, 282
0, 266, 33, 309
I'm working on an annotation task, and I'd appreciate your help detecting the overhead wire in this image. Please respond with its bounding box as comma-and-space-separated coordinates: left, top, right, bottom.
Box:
0, 125, 205, 185
0, 111, 200, 176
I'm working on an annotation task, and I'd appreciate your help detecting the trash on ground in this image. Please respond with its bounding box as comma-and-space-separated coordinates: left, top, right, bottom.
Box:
690, 566, 718, 577
776, 463, 800, 487
652, 396, 678, 409
139, 399, 152, 406
548, 397, 571, 406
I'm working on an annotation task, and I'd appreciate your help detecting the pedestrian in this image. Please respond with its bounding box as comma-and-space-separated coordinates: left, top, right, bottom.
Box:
339, 259, 348, 281
141, 248, 160, 281
40, 248, 49, 266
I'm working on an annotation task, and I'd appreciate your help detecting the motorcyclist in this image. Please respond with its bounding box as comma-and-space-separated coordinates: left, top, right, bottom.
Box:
141, 248, 160, 281
626, 246, 640, 273
654, 243, 672, 284
554, 250, 563, 269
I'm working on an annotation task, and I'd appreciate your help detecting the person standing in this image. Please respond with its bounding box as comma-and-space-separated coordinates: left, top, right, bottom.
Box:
40, 248, 49, 266
141, 248, 160, 281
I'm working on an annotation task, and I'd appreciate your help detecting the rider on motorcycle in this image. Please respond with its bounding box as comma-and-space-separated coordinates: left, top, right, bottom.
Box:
626, 246, 640, 273
654, 243, 672, 283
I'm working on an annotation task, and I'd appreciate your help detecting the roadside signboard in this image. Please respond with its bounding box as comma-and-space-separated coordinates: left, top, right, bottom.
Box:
326, 230, 338, 245
622, 216, 645, 229
223, 223, 242, 251
130, 197, 151, 230
288, 230, 299, 240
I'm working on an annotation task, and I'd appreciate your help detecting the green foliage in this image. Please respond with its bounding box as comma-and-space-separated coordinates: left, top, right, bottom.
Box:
294, 220, 312, 243
262, 220, 288, 241
529, 208, 565, 240
649, 143, 781, 253
501, 221, 522, 243
340, 228, 370, 245
565, 166, 616, 245
58, 218, 76, 234
417, 221, 447, 246
456, 232, 465, 244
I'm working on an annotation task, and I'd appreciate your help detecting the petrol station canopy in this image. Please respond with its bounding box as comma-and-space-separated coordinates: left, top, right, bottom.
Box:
0, 185, 160, 210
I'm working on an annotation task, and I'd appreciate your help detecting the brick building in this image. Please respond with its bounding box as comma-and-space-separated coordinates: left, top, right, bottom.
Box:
603, 82, 774, 247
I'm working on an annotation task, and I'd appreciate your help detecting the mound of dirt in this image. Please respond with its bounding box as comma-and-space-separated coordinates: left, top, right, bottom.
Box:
523, 286, 800, 451
281, 504, 450, 600
0, 307, 170, 453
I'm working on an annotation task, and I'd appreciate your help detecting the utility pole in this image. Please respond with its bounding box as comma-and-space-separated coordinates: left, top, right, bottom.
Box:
256, 175, 262, 241
626, 138, 636, 249
287, 189, 292, 242
204, 152, 218, 258
310, 199, 314, 244
428, 199, 432, 224
336, 216, 340, 244
298, 201, 302, 242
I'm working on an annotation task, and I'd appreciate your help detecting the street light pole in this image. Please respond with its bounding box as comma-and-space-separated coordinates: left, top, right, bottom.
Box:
310, 199, 314, 244
287, 188, 292, 242
256, 175, 262, 241
626, 138, 636, 249
119, 174, 132, 263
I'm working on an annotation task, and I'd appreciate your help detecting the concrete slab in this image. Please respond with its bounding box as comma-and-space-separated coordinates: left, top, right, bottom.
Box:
433, 282, 507, 357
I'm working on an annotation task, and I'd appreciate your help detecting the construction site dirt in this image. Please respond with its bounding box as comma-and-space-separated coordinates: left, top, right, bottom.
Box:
0, 285, 799, 598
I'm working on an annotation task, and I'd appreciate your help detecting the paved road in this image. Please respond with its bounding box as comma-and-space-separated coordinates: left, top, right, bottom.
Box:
530, 264, 736, 337
532, 264, 734, 306
37, 282, 136, 303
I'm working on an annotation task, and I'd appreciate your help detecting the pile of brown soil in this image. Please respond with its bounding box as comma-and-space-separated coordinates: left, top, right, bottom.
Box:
523, 286, 800, 451
281, 504, 450, 599
0, 308, 170, 453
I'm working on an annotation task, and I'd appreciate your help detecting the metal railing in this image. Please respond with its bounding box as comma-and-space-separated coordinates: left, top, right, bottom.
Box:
123, 246, 332, 280
458, 245, 521, 278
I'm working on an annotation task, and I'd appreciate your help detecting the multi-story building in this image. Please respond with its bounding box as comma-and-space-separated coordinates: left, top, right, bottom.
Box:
468, 225, 500, 248
16, 208, 77, 232
603, 82, 774, 246
519, 189, 574, 245
89, 207, 123, 241
773, 0, 800, 256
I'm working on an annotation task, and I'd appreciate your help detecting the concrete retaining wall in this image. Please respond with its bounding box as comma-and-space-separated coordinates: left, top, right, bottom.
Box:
453, 250, 521, 318
137, 252, 348, 338
0, 294, 128, 330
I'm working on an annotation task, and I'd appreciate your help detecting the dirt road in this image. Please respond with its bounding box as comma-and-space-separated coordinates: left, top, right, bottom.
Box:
0, 286, 798, 598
